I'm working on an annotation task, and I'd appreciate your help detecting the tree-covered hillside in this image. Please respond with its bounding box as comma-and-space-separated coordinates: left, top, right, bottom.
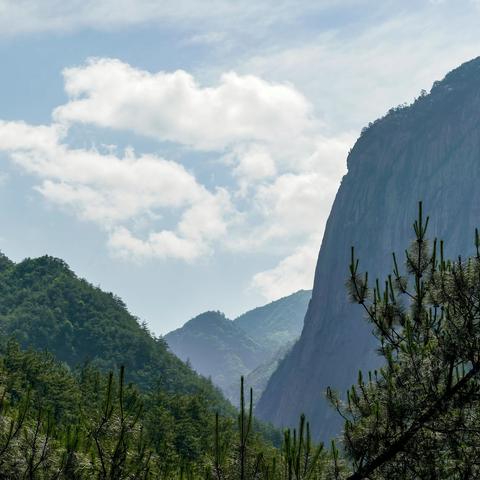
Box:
225, 340, 296, 406
0, 253, 229, 410
0, 339, 295, 479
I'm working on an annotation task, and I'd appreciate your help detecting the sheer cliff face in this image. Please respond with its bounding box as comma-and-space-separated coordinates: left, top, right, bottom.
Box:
256, 57, 480, 441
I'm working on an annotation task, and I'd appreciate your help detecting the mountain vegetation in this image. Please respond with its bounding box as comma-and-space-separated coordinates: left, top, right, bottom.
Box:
0, 339, 302, 478
4, 206, 480, 479
327, 205, 480, 479
0, 254, 233, 413
257, 56, 480, 441
165, 291, 310, 403
225, 340, 296, 407
0, 251, 290, 478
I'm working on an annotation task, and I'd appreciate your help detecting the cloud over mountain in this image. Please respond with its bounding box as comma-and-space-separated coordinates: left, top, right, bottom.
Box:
0, 59, 348, 296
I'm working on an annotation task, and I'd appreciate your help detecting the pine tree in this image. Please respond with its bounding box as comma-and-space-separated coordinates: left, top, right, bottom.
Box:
329, 203, 480, 479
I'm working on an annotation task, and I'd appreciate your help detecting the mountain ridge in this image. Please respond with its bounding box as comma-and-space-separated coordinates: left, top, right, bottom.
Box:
165, 290, 311, 402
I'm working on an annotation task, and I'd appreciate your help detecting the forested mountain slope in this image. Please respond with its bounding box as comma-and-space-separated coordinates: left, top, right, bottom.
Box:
225, 340, 296, 407
257, 56, 480, 441
0, 253, 229, 410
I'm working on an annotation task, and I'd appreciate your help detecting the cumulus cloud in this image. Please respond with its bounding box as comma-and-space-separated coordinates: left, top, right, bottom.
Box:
0, 59, 349, 298
108, 227, 205, 262
54, 58, 314, 154
0, 120, 230, 261
225, 132, 351, 253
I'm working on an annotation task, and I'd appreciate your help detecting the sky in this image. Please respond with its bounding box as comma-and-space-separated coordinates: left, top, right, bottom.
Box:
0, 0, 480, 334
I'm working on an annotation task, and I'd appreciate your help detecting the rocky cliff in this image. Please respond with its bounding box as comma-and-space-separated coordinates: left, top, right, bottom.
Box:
256, 57, 480, 441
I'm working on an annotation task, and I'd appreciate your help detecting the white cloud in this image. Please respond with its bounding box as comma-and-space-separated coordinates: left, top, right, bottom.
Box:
226, 133, 351, 252
54, 58, 314, 153
241, 5, 480, 134
52, 59, 347, 258
0, 59, 349, 297
256, 172, 337, 237
108, 188, 231, 263
108, 227, 205, 262
0, 120, 230, 261
0, 121, 209, 221
251, 240, 319, 300
232, 144, 277, 188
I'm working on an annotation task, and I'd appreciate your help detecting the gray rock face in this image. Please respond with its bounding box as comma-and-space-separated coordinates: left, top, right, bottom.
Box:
256, 57, 480, 442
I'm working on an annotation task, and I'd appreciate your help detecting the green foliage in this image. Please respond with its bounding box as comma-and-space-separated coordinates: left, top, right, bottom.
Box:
0, 342, 339, 479
207, 377, 339, 480
0, 254, 230, 412
329, 203, 480, 479
228, 341, 296, 407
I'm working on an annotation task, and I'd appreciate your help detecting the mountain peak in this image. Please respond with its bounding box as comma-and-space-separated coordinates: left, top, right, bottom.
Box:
184, 310, 229, 326
165, 290, 311, 403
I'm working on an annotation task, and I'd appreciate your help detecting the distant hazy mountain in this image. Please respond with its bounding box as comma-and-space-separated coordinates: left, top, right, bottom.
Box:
225, 340, 296, 407
235, 290, 311, 354
165, 290, 311, 402
164, 311, 269, 393
257, 56, 480, 441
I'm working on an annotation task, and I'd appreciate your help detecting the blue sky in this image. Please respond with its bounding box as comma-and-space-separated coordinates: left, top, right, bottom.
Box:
0, 0, 479, 334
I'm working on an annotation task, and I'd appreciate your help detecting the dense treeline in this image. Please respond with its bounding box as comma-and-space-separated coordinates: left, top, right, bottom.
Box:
0, 339, 221, 477
0, 253, 289, 478
0, 340, 338, 479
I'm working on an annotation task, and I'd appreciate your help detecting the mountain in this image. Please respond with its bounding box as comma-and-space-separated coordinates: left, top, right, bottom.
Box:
235, 290, 311, 353
225, 340, 296, 406
0, 253, 229, 410
165, 291, 311, 401
165, 311, 269, 393
256, 57, 480, 441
